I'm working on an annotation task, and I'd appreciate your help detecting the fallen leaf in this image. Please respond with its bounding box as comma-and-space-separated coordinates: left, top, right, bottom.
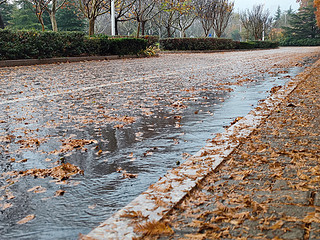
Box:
17, 214, 35, 224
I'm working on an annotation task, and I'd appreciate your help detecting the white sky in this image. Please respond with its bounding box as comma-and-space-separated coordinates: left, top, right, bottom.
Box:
233, 0, 300, 14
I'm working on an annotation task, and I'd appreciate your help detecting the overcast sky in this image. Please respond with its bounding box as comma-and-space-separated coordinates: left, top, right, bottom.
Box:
233, 0, 300, 15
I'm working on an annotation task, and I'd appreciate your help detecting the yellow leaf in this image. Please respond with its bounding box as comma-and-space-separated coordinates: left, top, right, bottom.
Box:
17, 214, 35, 224
270, 220, 284, 230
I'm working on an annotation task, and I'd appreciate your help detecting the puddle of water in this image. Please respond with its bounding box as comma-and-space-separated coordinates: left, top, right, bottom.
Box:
0, 64, 307, 240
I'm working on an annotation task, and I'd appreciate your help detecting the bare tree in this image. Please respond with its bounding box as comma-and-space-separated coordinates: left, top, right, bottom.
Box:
79, 0, 110, 35
153, 0, 181, 38
130, 0, 159, 37
45, 0, 66, 31
195, 0, 217, 37
240, 4, 273, 40
212, 0, 234, 37
29, 0, 52, 31
173, 0, 196, 37
113, 0, 136, 35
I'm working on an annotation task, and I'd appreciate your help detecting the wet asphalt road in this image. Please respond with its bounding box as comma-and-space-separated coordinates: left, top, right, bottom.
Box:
0, 47, 319, 239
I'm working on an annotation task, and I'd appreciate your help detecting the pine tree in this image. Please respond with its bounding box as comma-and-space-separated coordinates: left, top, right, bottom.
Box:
56, 0, 86, 31
10, 0, 51, 30
284, 0, 320, 39
0, 1, 14, 28
274, 6, 282, 28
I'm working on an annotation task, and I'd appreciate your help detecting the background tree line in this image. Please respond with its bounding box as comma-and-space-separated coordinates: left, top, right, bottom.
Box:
0, 0, 319, 42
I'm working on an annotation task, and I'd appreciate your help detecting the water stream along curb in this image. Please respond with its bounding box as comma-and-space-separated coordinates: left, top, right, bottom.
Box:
85, 59, 316, 240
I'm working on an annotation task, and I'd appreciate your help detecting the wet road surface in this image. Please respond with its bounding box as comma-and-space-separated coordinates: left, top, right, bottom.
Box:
0, 47, 319, 239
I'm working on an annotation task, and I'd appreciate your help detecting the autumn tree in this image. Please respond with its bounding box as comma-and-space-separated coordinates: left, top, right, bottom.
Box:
79, 0, 109, 35
130, 0, 159, 37
174, 0, 196, 37
113, 0, 136, 35
212, 0, 234, 37
195, 0, 217, 37
45, 0, 66, 31
10, 0, 49, 30
29, 0, 52, 31
153, 0, 180, 38
314, 0, 320, 27
240, 4, 273, 40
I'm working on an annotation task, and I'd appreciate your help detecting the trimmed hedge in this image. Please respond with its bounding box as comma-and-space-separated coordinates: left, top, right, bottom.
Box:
0, 29, 148, 60
160, 38, 279, 51
160, 38, 236, 51
109, 35, 159, 47
235, 41, 280, 49
280, 38, 320, 46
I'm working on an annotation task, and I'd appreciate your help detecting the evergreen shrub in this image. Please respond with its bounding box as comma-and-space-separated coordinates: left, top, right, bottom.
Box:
160, 38, 236, 51
280, 38, 320, 46
160, 38, 279, 51
0, 29, 148, 60
234, 41, 279, 49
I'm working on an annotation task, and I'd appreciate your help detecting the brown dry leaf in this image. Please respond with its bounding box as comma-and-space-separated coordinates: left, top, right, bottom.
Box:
1, 202, 13, 210
184, 233, 206, 239
88, 204, 96, 209
120, 210, 146, 219
303, 212, 320, 223
17, 214, 35, 224
270, 220, 284, 230
6, 191, 15, 200
51, 139, 96, 154
78, 234, 96, 240
122, 171, 138, 179
22, 163, 84, 181
134, 220, 173, 236
54, 190, 66, 197
27, 186, 47, 194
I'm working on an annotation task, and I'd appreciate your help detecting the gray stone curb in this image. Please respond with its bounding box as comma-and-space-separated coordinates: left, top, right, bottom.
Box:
0, 55, 144, 68
84, 60, 315, 239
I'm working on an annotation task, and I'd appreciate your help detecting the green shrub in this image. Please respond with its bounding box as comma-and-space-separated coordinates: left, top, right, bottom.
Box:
280, 38, 320, 46
109, 35, 159, 47
234, 41, 279, 49
0, 29, 148, 60
160, 38, 278, 51
109, 38, 148, 56
160, 38, 236, 51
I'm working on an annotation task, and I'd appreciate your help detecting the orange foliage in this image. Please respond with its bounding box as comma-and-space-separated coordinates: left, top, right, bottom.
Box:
315, 0, 320, 27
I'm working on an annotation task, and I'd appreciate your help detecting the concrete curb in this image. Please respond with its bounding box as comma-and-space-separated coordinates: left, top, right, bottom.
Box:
84, 61, 315, 239
0, 55, 145, 68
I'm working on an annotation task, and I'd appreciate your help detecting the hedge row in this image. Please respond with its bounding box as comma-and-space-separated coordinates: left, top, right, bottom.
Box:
0, 30, 148, 60
160, 38, 279, 51
160, 38, 236, 51
280, 38, 320, 46
109, 35, 159, 47
235, 41, 280, 49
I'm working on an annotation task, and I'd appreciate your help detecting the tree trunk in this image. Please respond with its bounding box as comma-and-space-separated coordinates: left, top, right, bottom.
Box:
166, 27, 172, 38
136, 22, 140, 38
89, 18, 95, 36
115, 18, 119, 35
49, 12, 58, 32
141, 21, 146, 36
0, 14, 4, 29
38, 15, 45, 31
